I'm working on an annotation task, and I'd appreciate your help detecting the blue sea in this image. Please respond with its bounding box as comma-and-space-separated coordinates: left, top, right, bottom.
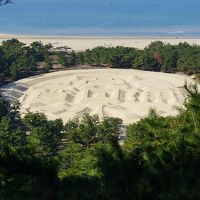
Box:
0, 0, 200, 36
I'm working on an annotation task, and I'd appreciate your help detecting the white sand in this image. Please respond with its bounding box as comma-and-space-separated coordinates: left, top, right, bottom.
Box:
0, 69, 193, 124
1, 34, 200, 51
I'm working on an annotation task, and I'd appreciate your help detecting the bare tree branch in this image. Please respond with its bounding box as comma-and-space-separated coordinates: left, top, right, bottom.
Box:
0, 0, 12, 6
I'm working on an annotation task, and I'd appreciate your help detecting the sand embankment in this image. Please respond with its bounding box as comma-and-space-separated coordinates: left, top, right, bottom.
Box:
0, 69, 193, 124
1, 34, 200, 51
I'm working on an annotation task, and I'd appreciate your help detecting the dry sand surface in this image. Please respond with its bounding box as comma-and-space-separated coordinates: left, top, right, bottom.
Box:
0, 69, 193, 124
1, 34, 200, 51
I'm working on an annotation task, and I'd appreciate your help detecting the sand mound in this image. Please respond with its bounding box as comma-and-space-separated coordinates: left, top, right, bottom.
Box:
0, 69, 193, 124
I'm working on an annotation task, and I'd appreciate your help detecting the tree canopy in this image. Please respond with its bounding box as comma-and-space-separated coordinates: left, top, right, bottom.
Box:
77, 42, 200, 75
1, 39, 200, 86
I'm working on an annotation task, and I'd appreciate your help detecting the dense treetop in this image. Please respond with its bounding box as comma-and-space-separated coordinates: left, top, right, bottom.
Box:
0, 39, 76, 85
77, 41, 200, 75
1, 39, 200, 86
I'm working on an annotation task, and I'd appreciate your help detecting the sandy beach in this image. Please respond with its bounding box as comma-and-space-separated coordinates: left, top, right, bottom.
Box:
1, 34, 200, 51
0, 69, 192, 124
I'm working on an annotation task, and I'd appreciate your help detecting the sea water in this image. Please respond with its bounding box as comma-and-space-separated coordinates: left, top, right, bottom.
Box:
0, 0, 200, 36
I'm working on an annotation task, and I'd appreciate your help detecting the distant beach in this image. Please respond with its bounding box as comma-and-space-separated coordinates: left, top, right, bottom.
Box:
1, 34, 200, 51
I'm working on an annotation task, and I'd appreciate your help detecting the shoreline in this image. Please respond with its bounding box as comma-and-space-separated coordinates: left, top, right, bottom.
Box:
1, 33, 200, 39
1, 34, 200, 51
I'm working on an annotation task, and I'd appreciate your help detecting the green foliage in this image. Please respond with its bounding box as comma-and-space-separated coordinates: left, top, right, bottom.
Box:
184, 84, 200, 132
64, 114, 100, 146
64, 114, 122, 146
30, 41, 52, 62
77, 52, 85, 64
23, 112, 64, 158
57, 51, 69, 67
1, 39, 200, 85
44, 55, 53, 71
133, 50, 154, 70
69, 50, 77, 66
55, 47, 77, 67
0, 39, 54, 83
123, 88, 200, 199
78, 42, 200, 75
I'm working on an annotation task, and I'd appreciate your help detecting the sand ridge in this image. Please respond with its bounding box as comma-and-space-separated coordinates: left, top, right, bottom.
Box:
0, 69, 192, 124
